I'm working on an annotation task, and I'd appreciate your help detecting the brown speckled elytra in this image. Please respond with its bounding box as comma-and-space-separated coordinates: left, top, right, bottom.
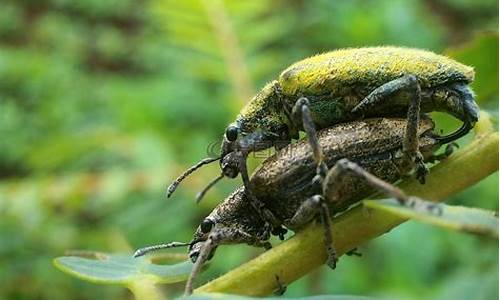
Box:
135, 114, 456, 294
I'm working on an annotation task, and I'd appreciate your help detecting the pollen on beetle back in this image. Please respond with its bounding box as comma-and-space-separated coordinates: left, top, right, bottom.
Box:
278, 47, 474, 96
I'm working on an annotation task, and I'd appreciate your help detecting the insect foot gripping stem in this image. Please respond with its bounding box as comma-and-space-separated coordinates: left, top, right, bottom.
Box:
286, 98, 339, 269
185, 226, 273, 295
284, 195, 338, 269
273, 275, 287, 296
346, 248, 362, 257
399, 75, 428, 184
427, 143, 459, 163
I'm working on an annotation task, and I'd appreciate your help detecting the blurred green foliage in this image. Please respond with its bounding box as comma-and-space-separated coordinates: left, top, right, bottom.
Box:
54, 253, 191, 284
0, 0, 498, 299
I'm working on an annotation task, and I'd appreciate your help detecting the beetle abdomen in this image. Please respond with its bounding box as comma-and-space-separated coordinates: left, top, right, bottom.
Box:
279, 47, 474, 97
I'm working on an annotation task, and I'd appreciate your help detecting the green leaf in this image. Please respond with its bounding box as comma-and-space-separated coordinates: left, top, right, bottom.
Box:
363, 199, 498, 238
446, 33, 499, 105
182, 294, 376, 300
53, 252, 192, 285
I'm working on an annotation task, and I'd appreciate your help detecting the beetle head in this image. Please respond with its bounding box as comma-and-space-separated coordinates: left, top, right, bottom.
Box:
220, 151, 240, 178
188, 217, 217, 263
188, 187, 268, 263
219, 122, 242, 178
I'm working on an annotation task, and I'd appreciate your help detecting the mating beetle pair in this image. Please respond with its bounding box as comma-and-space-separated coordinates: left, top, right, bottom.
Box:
136, 93, 463, 294
136, 47, 479, 294
167, 47, 478, 213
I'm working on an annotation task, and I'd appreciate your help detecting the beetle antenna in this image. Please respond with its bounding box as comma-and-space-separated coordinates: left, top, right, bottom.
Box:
133, 241, 191, 257
166, 157, 221, 198
196, 174, 224, 203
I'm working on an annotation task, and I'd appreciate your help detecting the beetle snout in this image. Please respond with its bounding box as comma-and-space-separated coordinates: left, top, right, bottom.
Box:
222, 164, 239, 178
189, 249, 199, 263
188, 242, 203, 263
220, 153, 240, 178
188, 241, 216, 263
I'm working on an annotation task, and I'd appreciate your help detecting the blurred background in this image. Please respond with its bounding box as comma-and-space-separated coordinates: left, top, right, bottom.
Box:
0, 0, 498, 299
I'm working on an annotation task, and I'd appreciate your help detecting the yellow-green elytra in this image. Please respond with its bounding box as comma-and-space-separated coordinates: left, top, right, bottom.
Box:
237, 47, 477, 136
280, 47, 474, 95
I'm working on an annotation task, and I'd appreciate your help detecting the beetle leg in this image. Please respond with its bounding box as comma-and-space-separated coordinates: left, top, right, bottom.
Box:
230, 225, 273, 249
273, 275, 287, 296
351, 75, 428, 183
185, 228, 271, 295
352, 74, 420, 114
288, 98, 338, 267
427, 142, 458, 163
346, 248, 362, 257
401, 75, 428, 184
284, 195, 337, 269
185, 231, 222, 295
323, 158, 441, 215
254, 239, 273, 250
292, 97, 329, 176
237, 151, 282, 230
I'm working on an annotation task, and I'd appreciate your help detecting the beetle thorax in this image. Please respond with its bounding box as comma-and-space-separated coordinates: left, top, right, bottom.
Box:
237, 81, 291, 136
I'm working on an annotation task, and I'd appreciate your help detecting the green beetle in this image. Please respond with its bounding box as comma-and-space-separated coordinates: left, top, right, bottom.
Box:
167, 46, 479, 201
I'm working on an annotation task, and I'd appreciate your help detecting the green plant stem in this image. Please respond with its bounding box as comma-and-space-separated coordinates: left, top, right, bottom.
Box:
128, 279, 165, 300
195, 130, 499, 296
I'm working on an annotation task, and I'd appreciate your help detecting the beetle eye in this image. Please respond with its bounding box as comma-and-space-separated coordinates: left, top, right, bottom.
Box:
200, 219, 214, 233
225, 126, 238, 141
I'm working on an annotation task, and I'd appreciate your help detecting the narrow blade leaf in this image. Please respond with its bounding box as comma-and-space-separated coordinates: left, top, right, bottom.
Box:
363, 199, 498, 238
